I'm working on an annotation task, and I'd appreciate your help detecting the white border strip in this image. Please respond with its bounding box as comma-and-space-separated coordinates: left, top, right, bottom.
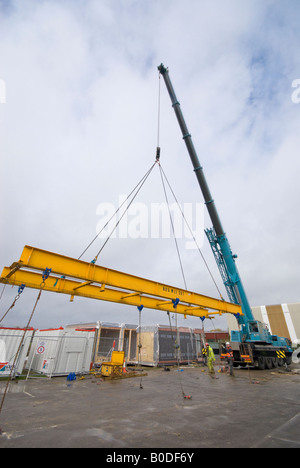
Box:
261, 305, 272, 334
282, 303, 298, 344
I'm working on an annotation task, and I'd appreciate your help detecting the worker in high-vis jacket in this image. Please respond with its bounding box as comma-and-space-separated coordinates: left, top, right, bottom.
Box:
225, 342, 234, 376
206, 343, 216, 375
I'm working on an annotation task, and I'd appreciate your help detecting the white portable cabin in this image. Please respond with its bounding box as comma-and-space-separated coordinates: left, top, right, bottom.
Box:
0, 327, 34, 377
26, 327, 96, 376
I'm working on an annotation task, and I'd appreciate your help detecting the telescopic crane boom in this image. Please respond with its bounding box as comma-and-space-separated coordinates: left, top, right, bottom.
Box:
158, 64, 252, 324
158, 63, 292, 368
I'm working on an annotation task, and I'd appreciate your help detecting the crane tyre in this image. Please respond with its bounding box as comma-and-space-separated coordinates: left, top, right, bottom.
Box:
257, 356, 265, 370
265, 357, 273, 369
272, 357, 278, 368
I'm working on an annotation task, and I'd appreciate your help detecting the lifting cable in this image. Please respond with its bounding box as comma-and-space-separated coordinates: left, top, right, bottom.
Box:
156, 72, 161, 155
158, 163, 188, 291
156, 72, 190, 398
78, 161, 158, 264
0, 283, 26, 324
157, 162, 224, 395
0, 282, 7, 303
155, 69, 223, 301
137, 304, 144, 389
156, 70, 188, 290
0, 272, 49, 419
166, 301, 191, 400
156, 156, 190, 398
158, 164, 223, 300
80, 73, 163, 264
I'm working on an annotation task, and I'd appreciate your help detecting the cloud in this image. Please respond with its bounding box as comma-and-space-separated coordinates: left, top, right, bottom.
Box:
0, 0, 300, 333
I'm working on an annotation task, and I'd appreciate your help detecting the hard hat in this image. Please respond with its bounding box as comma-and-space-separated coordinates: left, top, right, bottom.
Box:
226, 342, 230, 345
205, 343, 209, 347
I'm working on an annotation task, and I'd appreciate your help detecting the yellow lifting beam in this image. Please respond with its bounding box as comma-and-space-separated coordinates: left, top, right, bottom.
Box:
0, 245, 242, 319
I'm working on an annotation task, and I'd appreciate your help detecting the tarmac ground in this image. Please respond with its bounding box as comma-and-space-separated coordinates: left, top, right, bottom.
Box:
0, 361, 299, 449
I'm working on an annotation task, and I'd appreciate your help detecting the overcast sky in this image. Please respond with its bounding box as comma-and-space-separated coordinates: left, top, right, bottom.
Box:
0, 0, 299, 332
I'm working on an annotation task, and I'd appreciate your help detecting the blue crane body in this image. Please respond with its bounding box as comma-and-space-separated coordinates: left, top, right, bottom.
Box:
158, 63, 293, 369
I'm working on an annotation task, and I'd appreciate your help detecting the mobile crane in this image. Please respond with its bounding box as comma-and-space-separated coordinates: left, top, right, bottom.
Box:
158, 63, 293, 369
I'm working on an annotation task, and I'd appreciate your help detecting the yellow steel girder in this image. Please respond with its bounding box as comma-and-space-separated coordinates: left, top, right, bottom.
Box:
0, 245, 242, 319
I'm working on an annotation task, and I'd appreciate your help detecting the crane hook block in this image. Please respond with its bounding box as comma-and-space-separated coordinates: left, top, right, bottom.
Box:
156, 146, 161, 161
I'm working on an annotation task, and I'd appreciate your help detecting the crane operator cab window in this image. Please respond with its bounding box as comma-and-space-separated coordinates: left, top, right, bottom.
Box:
249, 322, 259, 333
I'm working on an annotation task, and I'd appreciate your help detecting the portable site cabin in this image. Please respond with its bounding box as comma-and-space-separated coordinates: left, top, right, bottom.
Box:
0, 327, 34, 377
67, 322, 206, 367
26, 327, 96, 377
65, 321, 229, 367
140, 327, 231, 365
95, 322, 137, 364
138, 325, 206, 367
66, 322, 138, 365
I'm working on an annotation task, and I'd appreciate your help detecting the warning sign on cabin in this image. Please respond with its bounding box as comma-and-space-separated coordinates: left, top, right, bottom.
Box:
36, 340, 47, 355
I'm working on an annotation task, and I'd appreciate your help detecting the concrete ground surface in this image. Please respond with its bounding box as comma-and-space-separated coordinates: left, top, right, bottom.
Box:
0, 363, 299, 449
